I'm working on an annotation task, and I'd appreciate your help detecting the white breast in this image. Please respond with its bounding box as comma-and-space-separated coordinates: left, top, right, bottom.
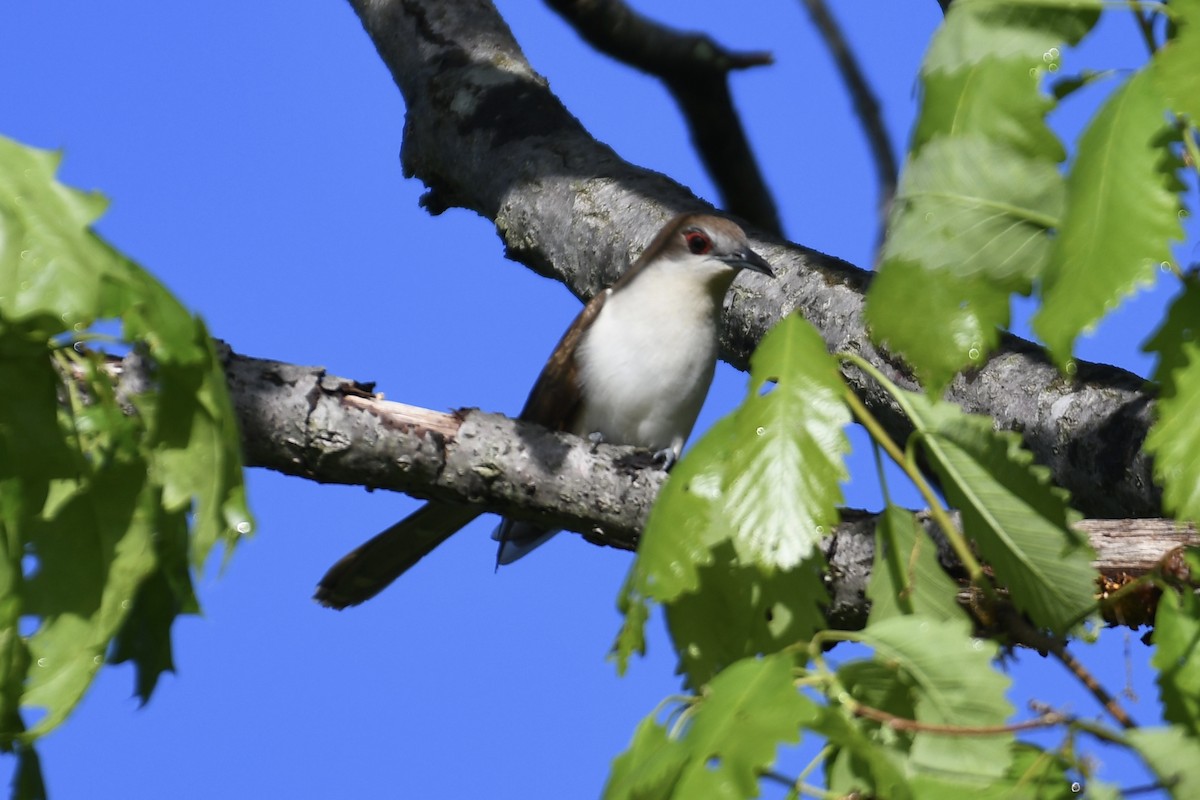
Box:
574, 261, 721, 458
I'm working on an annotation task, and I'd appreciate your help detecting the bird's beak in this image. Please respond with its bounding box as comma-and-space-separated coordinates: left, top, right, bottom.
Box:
721, 248, 774, 278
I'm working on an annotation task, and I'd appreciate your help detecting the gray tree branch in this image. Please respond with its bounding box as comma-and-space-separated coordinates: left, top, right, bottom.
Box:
221, 346, 1194, 630
346, 0, 1161, 521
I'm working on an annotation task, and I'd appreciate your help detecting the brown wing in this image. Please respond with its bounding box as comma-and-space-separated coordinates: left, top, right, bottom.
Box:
518, 289, 608, 431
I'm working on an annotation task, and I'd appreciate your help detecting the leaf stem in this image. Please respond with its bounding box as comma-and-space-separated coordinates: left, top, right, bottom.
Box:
760, 771, 838, 799
796, 744, 833, 786
836, 355, 989, 593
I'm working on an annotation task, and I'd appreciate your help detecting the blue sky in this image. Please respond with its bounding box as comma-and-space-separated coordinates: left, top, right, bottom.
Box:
2, 1, 1190, 796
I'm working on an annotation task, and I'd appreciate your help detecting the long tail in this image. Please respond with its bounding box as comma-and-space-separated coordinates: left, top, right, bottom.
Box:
315, 501, 481, 609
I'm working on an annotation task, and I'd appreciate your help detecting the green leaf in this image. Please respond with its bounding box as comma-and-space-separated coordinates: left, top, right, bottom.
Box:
0, 135, 252, 750
868, 135, 1062, 390
0, 332, 78, 486
603, 716, 688, 800
666, 542, 825, 687
606, 655, 813, 800
915, 59, 1064, 160
870, 0, 1102, 388
679, 655, 812, 796
149, 332, 253, 565
611, 579, 651, 676
1153, 0, 1200, 121
850, 616, 1014, 780
865, 259, 1010, 392
1127, 727, 1200, 799
867, 505, 965, 625
632, 314, 848, 600
108, 565, 186, 704
1144, 278, 1200, 523
816, 703, 913, 800
616, 316, 848, 670
1152, 554, 1200, 737
0, 136, 120, 326
923, 0, 1100, 75
903, 392, 1095, 634
1034, 68, 1185, 366
722, 314, 851, 569
21, 460, 159, 736
909, 743, 1076, 798
882, 135, 1062, 284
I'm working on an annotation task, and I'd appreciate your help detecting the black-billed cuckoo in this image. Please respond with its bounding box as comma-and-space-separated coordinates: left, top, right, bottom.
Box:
315, 213, 773, 609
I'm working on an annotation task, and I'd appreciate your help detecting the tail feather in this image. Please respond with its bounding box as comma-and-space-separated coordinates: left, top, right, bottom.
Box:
492, 519, 560, 566
315, 501, 481, 609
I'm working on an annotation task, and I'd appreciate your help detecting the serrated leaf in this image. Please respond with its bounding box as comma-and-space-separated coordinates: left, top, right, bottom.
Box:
1153, 0, 1200, 121
108, 567, 182, 704
1144, 278, 1200, 523
151, 335, 252, 565
0, 136, 118, 325
865, 259, 1009, 392
604, 716, 688, 800
616, 317, 847, 670
0, 135, 252, 750
903, 392, 1096, 633
851, 616, 1014, 780
680, 655, 812, 796
882, 136, 1062, 282
723, 315, 851, 568
924, 0, 1099, 74
868, 505, 966, 625
915, 59, 1064, 160
910, 743, 1075, 799
1127, 727, 1200, 799
1034, 68, 1184, 365
21, 460, 158, 736
1152, 564, 1200, 736
631, 315, 848, 601
611, 580, 651, 676
606, 655, 813, 800
868, 135, 1062, 390
666, 541, 825, 687
625, 414, 740, 605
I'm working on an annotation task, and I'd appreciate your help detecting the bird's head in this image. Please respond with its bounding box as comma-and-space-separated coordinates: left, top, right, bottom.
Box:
645, 213, 774, 287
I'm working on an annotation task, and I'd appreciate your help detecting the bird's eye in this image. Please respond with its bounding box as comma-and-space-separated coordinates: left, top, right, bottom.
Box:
685, 230, 712, 255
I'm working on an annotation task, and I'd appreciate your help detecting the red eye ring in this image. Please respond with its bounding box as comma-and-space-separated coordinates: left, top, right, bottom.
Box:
685, 230, 712, 255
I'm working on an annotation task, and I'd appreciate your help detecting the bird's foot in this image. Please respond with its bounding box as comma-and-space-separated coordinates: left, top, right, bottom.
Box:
652, 448, 678, 471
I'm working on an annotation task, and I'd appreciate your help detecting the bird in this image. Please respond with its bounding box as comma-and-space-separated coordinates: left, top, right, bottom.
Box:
314, 212, 774, 609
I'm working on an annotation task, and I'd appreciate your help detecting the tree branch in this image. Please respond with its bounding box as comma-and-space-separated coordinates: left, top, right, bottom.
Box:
345, 0, 1162, 521
220, 345, 1196, 631
798, 0, 897, 258
544, 0, 781, 235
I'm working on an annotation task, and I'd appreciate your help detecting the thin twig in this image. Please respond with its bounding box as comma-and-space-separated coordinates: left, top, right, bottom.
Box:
798, 0, 898, 260
543, 0, 782, 235
1129, 1, 1159, 54
1008, 618, 1138, 730
1051, 646, 1138, 730
852, 702, 1067, 735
